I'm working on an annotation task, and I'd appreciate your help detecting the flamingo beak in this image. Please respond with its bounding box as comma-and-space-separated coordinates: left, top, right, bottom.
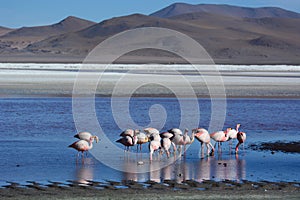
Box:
94, 136, 99, 143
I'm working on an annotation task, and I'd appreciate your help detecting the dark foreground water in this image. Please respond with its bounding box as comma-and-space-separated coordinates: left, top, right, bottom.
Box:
0, 98, 299, 186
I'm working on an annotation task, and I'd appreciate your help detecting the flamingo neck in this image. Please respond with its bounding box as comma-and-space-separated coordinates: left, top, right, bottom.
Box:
88, 140, 93, 150
236, 124, 240, 132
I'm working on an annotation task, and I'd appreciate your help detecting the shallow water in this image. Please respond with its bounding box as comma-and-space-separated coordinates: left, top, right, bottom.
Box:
0, 98, 299, 186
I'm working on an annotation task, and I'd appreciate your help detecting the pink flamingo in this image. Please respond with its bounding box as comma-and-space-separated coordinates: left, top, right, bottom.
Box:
74, 131, 99, 143
227, 124, 240, 141
69, 137, 94, 158
144, 127, 160, 137
167, 128, 183, 136
193, 128, 214, 156
119, 129, 135, 137
160, 137, 172, 158
182, 129, 195, 152
169, 130, 184, 153
210, 128, 231, 151
149, 133, 161, 161
116, 135, 137, 151
135, 130, 149, 151
160, 131, 177, 153
235, 131, 246, 153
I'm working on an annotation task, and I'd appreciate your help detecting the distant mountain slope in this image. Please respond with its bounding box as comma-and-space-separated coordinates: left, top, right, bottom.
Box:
0, 26, 14, 36
150, 3, 300, 19
23, 12, 300, 64
0, 16, 96, 50
1, 4, 300, 64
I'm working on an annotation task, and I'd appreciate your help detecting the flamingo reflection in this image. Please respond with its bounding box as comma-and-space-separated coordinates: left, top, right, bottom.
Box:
75, 158, 94, 185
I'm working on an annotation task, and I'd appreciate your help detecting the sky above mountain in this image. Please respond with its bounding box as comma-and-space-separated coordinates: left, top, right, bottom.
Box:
1, 0, 300, 28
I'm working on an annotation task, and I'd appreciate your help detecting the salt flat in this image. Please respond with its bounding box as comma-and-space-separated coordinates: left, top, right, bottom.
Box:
0, 64, 299, 97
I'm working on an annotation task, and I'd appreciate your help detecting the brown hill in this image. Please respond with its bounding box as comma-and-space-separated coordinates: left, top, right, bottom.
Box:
0, 16, 96, 51
1, 4, 300, 64
150, 3, 300, 19
22, 12, 300, 64
0, 26, 14, 36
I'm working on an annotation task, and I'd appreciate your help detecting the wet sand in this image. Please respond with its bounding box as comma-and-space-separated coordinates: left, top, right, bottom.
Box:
1, 180, 299, 200
250, 141, 300, 153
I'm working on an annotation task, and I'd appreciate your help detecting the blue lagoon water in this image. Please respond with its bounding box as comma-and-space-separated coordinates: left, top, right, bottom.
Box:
0, 98, 299, 186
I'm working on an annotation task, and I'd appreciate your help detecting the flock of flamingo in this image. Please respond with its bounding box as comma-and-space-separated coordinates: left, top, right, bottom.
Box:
69, 124, 246, 161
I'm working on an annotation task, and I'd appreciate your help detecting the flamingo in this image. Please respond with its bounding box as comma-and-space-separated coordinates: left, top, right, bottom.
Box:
168, 128, 183, 136
148, 131, 161, 161
74, 131, 99, 143
135, 130, 149, 151
160, 131, 176, 152
167, 128, 191, 154
227, 124, 240, 141
160, 137, 172, 158
210, 128, 231, 151
167, 128, 184, 153
116, 135, 137, 151
144, 127, 160, 137
193, 128, 214, 156
69, 137, 94, 158
182, 129, 194, 151
235, 131, 246, 153
120, 129, 135, 137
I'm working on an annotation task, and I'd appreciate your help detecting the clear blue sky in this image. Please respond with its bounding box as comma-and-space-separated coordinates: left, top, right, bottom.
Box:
1, 0, 300, 28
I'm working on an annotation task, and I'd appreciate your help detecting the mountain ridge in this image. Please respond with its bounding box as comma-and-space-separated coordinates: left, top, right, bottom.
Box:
1, 4, 300, 64
150, 3, 300, 19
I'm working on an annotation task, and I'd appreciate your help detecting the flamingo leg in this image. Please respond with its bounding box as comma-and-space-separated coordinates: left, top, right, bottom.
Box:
235, 142, 241, 153
150, 150, 153, 161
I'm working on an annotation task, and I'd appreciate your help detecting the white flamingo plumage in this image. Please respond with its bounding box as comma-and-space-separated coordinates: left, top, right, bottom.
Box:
119, 129, 135, 137
74, 131, 99, 143
144, 127, 160, 137
235, 131, 246, 153
160, 131, 176, 152
160, 138, 172, 158
210, 128, 231, 151
168, 128, 184, 153
135, 130, 149, 151
168, 128, 183, 136
227, 124, 240, 141
146, 129, 162, 161
69, 137, 94, 158
193, 128, 214, 155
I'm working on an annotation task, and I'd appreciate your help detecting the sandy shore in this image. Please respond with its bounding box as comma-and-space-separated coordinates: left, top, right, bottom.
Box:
1, 180, 299, 200
0, 64, 300, 98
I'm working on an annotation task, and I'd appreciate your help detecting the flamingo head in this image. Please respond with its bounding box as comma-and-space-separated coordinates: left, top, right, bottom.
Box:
236, 124, 241, 131
93, 136, 99, 143
184, 128, 189, 134
134, 129, 140, 135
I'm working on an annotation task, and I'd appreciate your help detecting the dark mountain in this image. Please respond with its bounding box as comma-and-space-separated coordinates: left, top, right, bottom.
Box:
1, 4, 300, 64
150, 3, 300, 19
0, 16, 96, 51
1, 16, 96, 38
25, 14, 201, 55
